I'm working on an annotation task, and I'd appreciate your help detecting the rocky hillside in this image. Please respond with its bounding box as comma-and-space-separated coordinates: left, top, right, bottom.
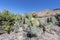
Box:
0, 9, 60, 40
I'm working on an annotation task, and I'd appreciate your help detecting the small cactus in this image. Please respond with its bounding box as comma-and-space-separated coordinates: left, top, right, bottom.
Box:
39, 19, 46, 26
23, 24, 28, 29
14, 21, 20, 33
24, 18, 31, 26
51, 16, 57, 24
30, 18, 35, 22
26, 14, 33, 20
31, 20, 39, 26
44, 23, 52, 32
30, 23, 42, 36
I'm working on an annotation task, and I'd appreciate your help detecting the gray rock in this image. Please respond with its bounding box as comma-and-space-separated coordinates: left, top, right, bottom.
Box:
0, 26, 6, 34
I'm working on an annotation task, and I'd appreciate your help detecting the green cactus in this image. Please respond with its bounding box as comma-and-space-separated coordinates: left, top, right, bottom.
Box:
44, 23, 52, 32
24, 18, 31, 26
14, 21, 20, 33
29, 22, 42, 36
31, 19, 40, 27
39, 19, 46, 26
27, 14, 33, 20
51, 16, 57, 24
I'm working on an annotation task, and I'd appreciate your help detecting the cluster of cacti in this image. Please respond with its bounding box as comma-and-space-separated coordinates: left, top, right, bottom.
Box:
20, 13, 59, 36
0, 10, 60, 37
22, 16, 42, 36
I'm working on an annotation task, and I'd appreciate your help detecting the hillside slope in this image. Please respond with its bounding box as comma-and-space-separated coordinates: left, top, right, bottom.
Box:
0, 9, 60, 40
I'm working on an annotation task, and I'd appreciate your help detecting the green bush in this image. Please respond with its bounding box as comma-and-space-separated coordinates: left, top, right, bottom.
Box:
3, 25, 11, 33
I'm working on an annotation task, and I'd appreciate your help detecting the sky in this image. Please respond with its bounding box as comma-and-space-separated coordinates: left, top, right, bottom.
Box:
0, 0, 60, 14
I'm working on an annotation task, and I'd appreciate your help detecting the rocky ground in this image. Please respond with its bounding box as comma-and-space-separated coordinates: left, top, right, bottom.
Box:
0, 25, 60, 40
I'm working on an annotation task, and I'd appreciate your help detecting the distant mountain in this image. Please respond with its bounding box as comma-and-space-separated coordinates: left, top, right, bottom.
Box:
27, 9, 60, 17
53, 8, 60, 10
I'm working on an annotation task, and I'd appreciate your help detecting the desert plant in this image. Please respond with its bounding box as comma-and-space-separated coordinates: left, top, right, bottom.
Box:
51, 16, 57, 24
30, 23, 42, 36
24, 18, 30, 25
44, 23, 52, 32
3, 25, 11, 33
13, 21, 20, 33
39, 19, 46, 26
23, 24, 28, 29
31, 19, 39, 27
26, 14, 33, 20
